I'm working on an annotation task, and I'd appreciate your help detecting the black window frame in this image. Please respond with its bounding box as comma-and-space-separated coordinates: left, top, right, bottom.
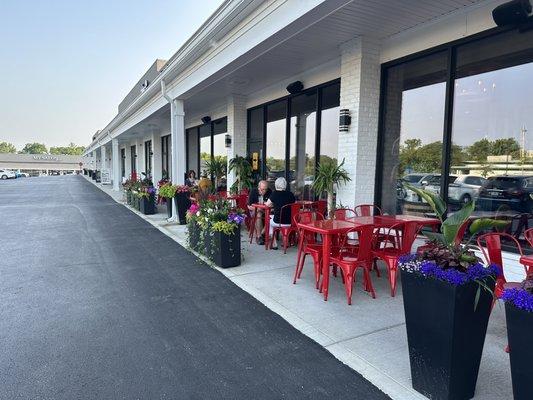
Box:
144, 139, 152, 176
161, 134, 170, 180
130, 145, 137, 174
375, 23, 531, 212
246, 78, 340, 187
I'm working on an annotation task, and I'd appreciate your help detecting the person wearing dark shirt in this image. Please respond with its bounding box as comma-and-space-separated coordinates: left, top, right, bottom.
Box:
265, 177, 295, 250
247, 180, 272, 245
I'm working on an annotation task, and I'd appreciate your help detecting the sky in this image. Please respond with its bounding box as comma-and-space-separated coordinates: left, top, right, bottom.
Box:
0, 0, 224, 150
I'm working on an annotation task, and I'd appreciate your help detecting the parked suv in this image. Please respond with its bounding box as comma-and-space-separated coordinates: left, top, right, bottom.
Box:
425, 175, 486, 204
0, 169, 16, 180
476, 176, 533, 213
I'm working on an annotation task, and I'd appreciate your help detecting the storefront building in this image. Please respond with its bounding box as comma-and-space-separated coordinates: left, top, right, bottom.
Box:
0, 153, 86, 176
84, 0, 533, 234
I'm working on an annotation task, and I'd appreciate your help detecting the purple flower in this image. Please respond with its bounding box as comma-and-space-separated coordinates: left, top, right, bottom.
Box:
502, 288, 533, 313
227, 212, 245, 225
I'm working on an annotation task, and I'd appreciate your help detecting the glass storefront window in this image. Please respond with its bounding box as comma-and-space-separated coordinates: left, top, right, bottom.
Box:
379, 51, 448, 215
248, 107, 264, 182
144, 140, 153, 177
266, 100, 287, 189
213, 118, 228, 190
199, 124, 211, 177
290, 91, 317, 199
319, 82, 340, 167
186, 127, 199, 178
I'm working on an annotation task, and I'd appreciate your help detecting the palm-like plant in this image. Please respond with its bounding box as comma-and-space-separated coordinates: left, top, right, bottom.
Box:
312, 158, 351, 217
204, 156, 227, 189
228, 155, 253, 194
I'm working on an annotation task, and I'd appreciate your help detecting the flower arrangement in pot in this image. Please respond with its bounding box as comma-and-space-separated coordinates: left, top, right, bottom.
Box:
137, 179, 156, 215
158, 182, 177, 219
122, 178, 136, 205
174, 185, 191, 225
399, 184, 507, 400
186, 198, 245, 268
502, 276, 533, 400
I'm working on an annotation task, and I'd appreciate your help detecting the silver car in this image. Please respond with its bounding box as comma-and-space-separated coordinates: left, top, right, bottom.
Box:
426, 175, 486, 204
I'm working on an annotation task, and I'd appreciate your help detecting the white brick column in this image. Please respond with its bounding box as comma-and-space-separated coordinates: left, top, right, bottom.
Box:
226, 94, 247, 191
151, 131, 162, 184
112, 139, 120, 191
337, 36, 381, 208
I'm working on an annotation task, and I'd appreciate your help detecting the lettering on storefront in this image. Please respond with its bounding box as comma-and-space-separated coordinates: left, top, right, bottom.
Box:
32, 155, 60, 161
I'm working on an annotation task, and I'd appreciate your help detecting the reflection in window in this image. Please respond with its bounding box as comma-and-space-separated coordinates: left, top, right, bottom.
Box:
213, 118, 228, 190
320, 82, 340, 167
266, 100, 287, 189
248, 108, 264, 182
380, 51, 448, 215
187, 128, 199, 178
199, 124, 211, 177
290, 91, 317, 199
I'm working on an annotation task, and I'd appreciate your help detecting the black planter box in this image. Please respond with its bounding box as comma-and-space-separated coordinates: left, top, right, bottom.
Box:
175, 192, 191, 225
401, 269, 494, 400
139, 194, 156, 215
132, 195, 140, 210
126, 191, 132, 205
204, 227, 241, 268
505, 302, 533, 400
165, 198, 173, 219
187, 221, 201, 251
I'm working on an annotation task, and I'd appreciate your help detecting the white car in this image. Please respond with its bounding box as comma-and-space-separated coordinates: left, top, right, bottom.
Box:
0, 169, 16, 179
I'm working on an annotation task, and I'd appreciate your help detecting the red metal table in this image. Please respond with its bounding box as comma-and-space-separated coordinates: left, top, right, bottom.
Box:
298, 215, 440, 300
250, 203, 272, 250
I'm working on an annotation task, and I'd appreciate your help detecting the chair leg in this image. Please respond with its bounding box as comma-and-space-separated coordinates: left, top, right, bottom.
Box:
342, 268, 354, 305
312, 254, 321, 289
283, 233, 289, 254
363, 267, 376, 299
297, 253, 307, 280
389, 266, 398, 297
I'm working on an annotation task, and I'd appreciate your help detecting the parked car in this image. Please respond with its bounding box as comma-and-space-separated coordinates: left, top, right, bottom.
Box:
476, 175, 533, 213
425, 175, 486, 204
0, 169, 16, 180
15, 171, 29, 178
399, 173, 440, 202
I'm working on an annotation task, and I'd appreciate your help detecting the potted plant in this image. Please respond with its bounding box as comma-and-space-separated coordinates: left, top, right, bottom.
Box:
186, 203, 201, 251
158, 182, 177, 219
312, 159, 351, 218
502, 277, 533, 400
204, 156, 227, 190
399, 185, 507, 400
174, 185, 191, 224
228, 155, 253, 194
138, 179, 156, 215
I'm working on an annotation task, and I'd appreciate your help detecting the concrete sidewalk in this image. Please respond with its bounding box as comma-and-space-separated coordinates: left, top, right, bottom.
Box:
90, 176, 515, 400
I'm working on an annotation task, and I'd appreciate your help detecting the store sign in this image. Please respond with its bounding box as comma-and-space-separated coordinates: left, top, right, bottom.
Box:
33, 155, 59, 161
101, 169, 111, 185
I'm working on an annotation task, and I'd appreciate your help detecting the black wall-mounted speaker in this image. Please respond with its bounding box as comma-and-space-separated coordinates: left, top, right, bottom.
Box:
201, 116, 211, 124
286, 81, 304, 94
493, 0, 532, 26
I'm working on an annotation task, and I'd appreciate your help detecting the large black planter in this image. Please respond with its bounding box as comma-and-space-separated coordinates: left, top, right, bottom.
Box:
187, 221, 201, 251
139, 194, 156, 215
175, 192, 191, 225
165, 198, 173, 219
401, 270, 494, 400
126, 190, 132, 205
505, 302, 533, 400
204, 227, 241, 268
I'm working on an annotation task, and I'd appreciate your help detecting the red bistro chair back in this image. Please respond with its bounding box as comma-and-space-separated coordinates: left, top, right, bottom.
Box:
477, 232, 526, 298
270, 203, 301, 253
329, 224, 376, 304
312, 200, 327, 218
525, 228, 533, 247
354, 204, 382, 217
293, 211, 324, 288
333, 208, 356, 221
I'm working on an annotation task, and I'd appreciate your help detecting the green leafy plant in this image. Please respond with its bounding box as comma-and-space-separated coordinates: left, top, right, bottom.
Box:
204, 156, 227, 189
228, 155, 253, 194
312, 158, 351, 217
158, 183, 177, 199
211, 221, 238, 235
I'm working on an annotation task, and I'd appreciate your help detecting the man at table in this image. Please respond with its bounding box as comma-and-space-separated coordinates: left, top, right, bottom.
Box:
247, 180, 272, 245
265, 177, 295, 250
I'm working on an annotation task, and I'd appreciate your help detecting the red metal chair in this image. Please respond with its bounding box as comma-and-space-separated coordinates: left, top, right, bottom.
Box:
293, 211, 325, 288
333, 208, 356, 220
373, 221, 419, 297
521, 228, 533, 278
477, 232, 527, 299
312, 200, 327, 218
329, 224, 375, 304
354, 204, 382, 216
270, 203, 301, 253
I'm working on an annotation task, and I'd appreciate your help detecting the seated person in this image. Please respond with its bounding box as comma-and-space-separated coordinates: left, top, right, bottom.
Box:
265, 177, 295, 250
185, 170, 197, 187
247, 180, 272, 245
